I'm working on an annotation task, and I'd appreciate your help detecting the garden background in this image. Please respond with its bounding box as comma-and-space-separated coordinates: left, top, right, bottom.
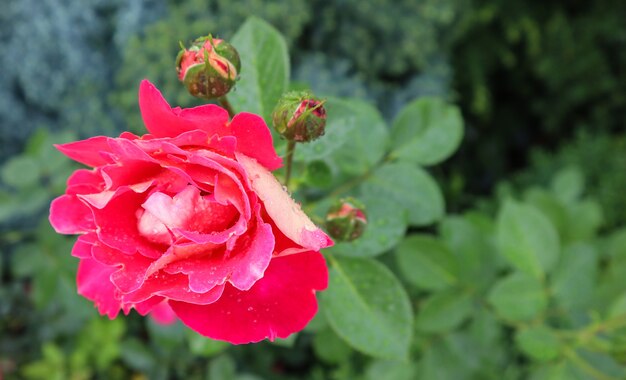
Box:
1, 0, 626, 379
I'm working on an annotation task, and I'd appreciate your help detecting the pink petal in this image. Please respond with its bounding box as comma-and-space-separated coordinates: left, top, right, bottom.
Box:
49, 194, 95, 234
122, 273, 225, 305
91, 242, 154, 293
150, 300, 178, 325
71, 234, 97, 258
77, 257, 122, 319
141, 186, 238, 236
139, 80, 229, 138
55, 136, 113, 167
236, 153, 333, 252
132, 296, 165, 316
163, 205, 274, 292
230, 113, 282, 170
90, 190, 163, 258
170, 251, 328, 344
100, 161, 162, 190
66, 169, 104, 195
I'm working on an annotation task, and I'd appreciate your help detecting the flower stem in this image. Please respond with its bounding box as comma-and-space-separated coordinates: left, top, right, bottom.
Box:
218, 96, 236, 118
285, 140, 296, 189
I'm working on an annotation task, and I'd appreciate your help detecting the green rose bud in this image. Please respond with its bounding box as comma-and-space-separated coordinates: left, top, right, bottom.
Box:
325, 198, 367, 242
176, 36, 241, 99
272, 91, 327, 142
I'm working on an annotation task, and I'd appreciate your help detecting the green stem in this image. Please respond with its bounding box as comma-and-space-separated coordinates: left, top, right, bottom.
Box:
285, 140, 296, 189
218, 96, 236, 118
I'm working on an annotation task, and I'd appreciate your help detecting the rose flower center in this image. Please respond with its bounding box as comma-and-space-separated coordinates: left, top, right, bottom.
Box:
137, 185, 238, 245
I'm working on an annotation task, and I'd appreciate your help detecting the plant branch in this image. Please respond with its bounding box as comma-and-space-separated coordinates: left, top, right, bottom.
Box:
285, 140, 296, 189
218, 96, 236, 118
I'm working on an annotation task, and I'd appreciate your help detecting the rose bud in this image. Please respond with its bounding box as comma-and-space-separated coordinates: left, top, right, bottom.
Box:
176, 36, 240, 99
272, 91, 327, 142
49, 80, 333, 344
325, 198, 367, 242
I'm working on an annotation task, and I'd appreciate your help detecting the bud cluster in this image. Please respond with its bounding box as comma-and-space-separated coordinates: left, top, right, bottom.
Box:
272, 91, 327, 143
176, 36, 241, 99
325, 198, 367, 242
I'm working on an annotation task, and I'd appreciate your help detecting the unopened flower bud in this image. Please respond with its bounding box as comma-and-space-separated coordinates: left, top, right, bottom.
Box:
272, 91, 327, 142
325, 198, 367, 242
176, 36, 240, 99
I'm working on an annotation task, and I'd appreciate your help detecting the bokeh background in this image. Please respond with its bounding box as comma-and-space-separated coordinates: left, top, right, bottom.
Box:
1, 0, 625, 379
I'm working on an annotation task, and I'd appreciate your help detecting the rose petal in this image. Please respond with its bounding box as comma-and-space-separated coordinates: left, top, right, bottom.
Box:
91, 243, 154, 293
164, 205, 274, 292
71, 234, 97, 259
66, 169, 104, 195
77, 258, 122, 319
236, 153, 333, 251
131, 296, 166, 316
142, 186, 238, 236
122, 273, 225, 306
55, 136, 113, 167
230, 112, 282, 170
49, 194, 95, 234
90, 190, 163, 258
170, 251, 328, 344
139, 80, 229, 138
150, 300, 177, 325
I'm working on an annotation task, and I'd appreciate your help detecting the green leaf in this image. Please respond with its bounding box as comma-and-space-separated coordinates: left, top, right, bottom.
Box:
551, 243, 598, 312
523, 188, 568, 241
270, 334, 297, 347
565, 200, 603, 242
467, 308, 506, 367
303, 160, 332, 188
322, 257, 413, 359
550, 166, 584, 204
230, 17, 289, 124
297, 98, 388, 168
120, 338, 157, 372
487, 272, 548, 322
305, 97, 389, 176
312, 328, 353, 364
529, 361, 586, 380
395, 234, 458, 291
1, 155, 41, 188
439, 215, 498, 289
608, 293, 626, 318
515, 326, 563, 362
360, 163, 444, 226
187, 331, 229, 357
390, 97, 464, 166
208, 355, 236, 380
497, 200, 560, 278
366, 359, 416, 380
418, 336, 477, 380
415, 290, 473, 334
326, 196, 407, 258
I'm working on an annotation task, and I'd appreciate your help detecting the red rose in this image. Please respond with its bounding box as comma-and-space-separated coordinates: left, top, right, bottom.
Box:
49, 80, 332, 344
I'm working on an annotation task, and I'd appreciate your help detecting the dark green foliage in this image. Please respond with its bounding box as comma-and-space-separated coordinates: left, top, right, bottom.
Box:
308, 0, 466, 79
516, 132, 626, 228
449, 0, 626, 194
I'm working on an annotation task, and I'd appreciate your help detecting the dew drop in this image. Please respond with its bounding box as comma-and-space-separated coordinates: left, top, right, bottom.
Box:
247, 306, 254, 312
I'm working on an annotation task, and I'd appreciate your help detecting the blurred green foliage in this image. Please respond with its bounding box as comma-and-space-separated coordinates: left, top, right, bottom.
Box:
516, 132, 626, 229
449, 0, 626, 193
1, 0, 625, 379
